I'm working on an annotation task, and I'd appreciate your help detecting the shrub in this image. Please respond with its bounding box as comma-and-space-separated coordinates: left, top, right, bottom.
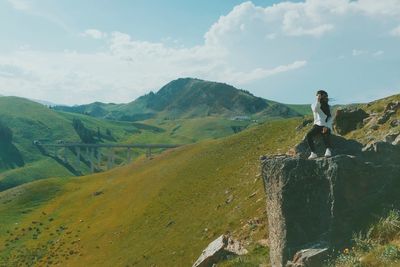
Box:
72, 118, 96, 144
367, 210, 400, 244
330, 210, 400, 267
380, 244, 400, 263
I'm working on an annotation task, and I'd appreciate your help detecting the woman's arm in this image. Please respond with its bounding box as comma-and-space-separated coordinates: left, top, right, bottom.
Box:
311, 101, 321, 112
311, 95, 322, 112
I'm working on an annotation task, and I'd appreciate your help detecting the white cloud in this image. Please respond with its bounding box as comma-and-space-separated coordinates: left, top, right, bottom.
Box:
206, 0, 400, 42
352, 49, 385, 57
352, 49, 368, 56
281, 9, 334, 37
373, 50, 384, 57
285, 23, 334, 37
221, 60, 307, 84
18, 44, 31, 50
81, 29, 107, 39
7, 0, 30, 10
265, 33, 277, 40
390, 25, 400, 36
0, 28, 306, 104
0, 71, 15, 78
350, 0, 400, 17
1, 0, 400, 105
205, 1, 340, 43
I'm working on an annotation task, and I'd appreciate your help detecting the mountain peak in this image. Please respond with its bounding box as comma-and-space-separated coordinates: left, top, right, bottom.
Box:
53, 78, 302, 121
145, 78, 273, 117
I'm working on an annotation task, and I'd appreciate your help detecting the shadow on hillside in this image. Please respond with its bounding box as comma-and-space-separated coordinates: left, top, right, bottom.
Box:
0, 142, 24, 170
35, 144, 82, 176
67, 147, 101, 173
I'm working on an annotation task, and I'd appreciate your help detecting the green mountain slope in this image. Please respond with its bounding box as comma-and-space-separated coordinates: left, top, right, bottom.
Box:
54, 78, 301, 121
0, 117, 306, 266
0, 97, 258, 192
286, 104, 312, 116
0, 97, 156, 191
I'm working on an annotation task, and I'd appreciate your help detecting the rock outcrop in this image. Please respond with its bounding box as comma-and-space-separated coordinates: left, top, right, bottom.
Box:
296, 119, 313, 131
378, 101, 400, 124
394, 135, 400, 146
294, 134, 363, 159
383, 132, 399, 144
286, 248, 328, 267
192, 234, 247, 267
390, 119, 400, 128
261, 137, 400, 267
334, 108, 369, 135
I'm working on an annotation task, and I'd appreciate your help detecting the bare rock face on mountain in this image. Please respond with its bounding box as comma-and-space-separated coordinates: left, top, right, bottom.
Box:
334, 108, 369, 135
261, 136, 400, 267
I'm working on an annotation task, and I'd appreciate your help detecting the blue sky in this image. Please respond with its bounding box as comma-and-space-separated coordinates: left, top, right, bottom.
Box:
0, 0, 399, 105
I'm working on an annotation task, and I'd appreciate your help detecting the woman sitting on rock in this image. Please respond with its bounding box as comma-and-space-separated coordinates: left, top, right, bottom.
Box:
307, 90, 333, 159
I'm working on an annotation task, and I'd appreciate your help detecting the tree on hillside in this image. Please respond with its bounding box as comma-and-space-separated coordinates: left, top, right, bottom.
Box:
0, 120, 24, 169
0, 121, 13, 144
72, 118, 96, 143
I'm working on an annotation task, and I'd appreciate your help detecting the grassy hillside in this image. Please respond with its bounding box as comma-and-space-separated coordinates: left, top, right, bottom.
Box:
0, 117, 306, 266
128, 116, 252, 144
286, 104, 312, 116
0, 96, 260, 192
0, 97, 125, 189
0, 97, 170, 191
54, 78, 302, 121
1, 93, 397, 266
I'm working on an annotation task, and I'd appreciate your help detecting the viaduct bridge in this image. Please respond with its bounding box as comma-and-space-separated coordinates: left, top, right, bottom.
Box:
34, 141, 181, 175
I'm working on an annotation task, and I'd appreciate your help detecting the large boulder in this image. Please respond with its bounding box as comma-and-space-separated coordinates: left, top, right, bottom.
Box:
393, 135, 400, 146
334, 108, 369, 135
377, 101, 400, 125
294, 134, 362, 159
377, 110, 396, 124
192, 234, 247, 267
296, 119, 313, 131
261, 139, 400, 267
383, 132, 399, 144
390, 119, 400, 128
286, 248, 329, 267
384, 101, 400, 113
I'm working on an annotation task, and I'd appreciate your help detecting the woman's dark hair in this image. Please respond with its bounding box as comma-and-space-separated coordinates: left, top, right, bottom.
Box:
317, 90, 328, 98
317, 90, 331, 122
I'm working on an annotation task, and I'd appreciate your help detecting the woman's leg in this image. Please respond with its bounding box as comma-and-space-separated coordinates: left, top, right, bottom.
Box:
306, 125, 322, 152
322, 128, 332, 149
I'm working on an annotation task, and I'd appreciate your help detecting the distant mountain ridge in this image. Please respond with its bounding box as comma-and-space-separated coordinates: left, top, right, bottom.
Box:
54, 78, 303, 121
0, 95, 59, 107
29, 98, 59, 107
